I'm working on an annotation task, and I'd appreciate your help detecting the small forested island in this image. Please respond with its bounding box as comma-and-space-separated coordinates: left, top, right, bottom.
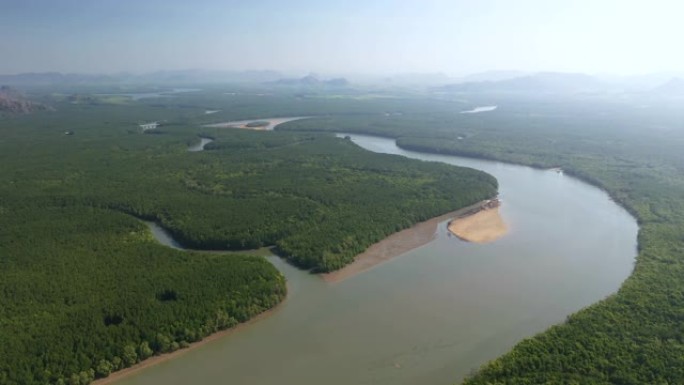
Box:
0, 91, 497, 384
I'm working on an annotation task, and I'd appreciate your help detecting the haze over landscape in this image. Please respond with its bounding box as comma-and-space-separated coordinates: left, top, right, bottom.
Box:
3, 2, 684, 385
2, 0, 684, 77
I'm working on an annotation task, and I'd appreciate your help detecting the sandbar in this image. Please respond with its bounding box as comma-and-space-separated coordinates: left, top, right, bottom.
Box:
203, 116, 310, 131
322, 201, 487, 283
448, 206, 508, 243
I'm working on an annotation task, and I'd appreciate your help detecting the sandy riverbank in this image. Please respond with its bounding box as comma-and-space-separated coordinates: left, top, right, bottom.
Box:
448, 207, 508, 243
91, 302, 283, 385
322, 201, 490, 283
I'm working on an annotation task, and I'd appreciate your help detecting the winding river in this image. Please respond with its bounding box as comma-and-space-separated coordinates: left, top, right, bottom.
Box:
119, 134, 638, 385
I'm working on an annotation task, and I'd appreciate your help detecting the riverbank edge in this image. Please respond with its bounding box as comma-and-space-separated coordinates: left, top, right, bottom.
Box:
88, 217, 285, 385
321, 199, 493, 283
395, 139, 639, 223
333, 130, 636, 222
91, 296, 286, 385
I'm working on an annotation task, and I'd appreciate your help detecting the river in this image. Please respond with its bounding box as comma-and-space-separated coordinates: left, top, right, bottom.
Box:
118, 133, 638, 385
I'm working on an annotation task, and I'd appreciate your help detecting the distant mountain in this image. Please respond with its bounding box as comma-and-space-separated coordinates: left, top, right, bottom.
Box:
441, 72, 603, 94
0, 72, 118, 86
598, 72, 684, 90
272, 74, 349, 87
300, 75, 321, 85
457, 70, 529, 83
0, 86, 50, 114
142, 70, 284, 84
325, 77, 349, 87
652, 77, 684, 95
0, 70, 285, 86
382, 72, 452, 86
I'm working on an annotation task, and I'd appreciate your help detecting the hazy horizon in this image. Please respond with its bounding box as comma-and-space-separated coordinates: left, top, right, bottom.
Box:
2, 0, 684, 77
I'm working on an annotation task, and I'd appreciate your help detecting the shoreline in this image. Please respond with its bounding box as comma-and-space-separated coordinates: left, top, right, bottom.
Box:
96, 222, 285, 384
321, 200, 490, 283
92, 301, 285, 385
395, 140, 639, 221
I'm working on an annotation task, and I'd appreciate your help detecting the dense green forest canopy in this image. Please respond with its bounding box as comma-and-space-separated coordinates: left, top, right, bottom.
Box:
0, 87, 498, 384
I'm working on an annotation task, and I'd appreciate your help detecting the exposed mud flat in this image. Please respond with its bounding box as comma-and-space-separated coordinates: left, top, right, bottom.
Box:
203, 117, 310, 130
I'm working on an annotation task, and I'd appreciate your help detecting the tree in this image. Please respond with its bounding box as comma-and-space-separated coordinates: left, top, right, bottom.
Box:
138, 341, 154, 360
95, 359, 113, 378
122, 344, 138, 367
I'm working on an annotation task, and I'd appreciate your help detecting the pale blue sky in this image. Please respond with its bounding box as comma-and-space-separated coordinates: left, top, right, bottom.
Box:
1, 0, 682, 75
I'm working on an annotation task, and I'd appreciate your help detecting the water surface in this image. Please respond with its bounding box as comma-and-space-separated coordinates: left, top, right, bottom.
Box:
119, 134, 637, 385
187, 137, 214, 152
145, 221, 182, 249
460, 106, 498, 114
